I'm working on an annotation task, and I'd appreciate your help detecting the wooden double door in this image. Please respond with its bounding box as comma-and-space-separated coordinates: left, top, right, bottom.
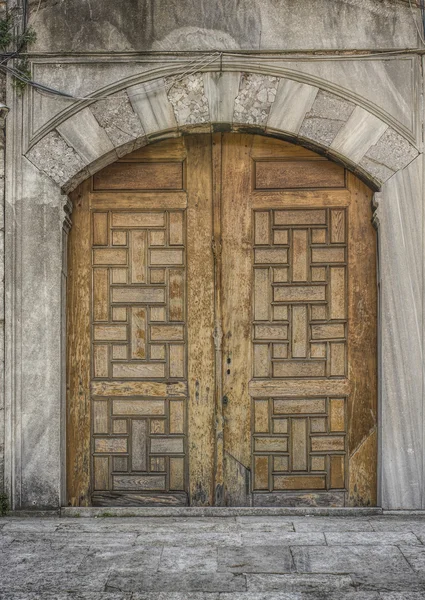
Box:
67, 134, 377, 507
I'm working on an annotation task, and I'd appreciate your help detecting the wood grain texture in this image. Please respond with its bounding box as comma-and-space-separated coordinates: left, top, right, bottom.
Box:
68, 133, 376, 508
67, 180, 92, 506
185, 134, 215, 506
93, 162, 183, 191
346, 172, 377, 506
90, 192, 187, 210
255, 160, 345, 190
221, 134, 254, 506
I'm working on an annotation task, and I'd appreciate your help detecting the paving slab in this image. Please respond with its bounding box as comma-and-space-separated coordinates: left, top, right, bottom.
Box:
235, 517, 295, 532
246, 573, 356, 593
398, 546, 425, 578
0, 595, 132, 600
292, 517, 374, 532
0, 570, 111, 593
135, 531, 242, 546
1, 514, 425, 595
106, 571, 247, 593
159, 545, 218, 571
241, 532, 326, 546
78, 546, 163, 573
291, 545, 425, 591
324, 532, 422, 545
217, 545, 294, 573
369, 518, 425, 533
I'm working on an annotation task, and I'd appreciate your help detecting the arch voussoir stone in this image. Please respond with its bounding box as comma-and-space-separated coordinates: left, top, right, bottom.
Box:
24, 70, 419, 193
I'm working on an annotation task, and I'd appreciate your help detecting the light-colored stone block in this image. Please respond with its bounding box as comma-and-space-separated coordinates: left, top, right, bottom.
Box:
331, 106, 388, 164
166, 73, 210, 126
203, 72, 240, 123
267, 78, 318, 135
357, 156, 395, 184
26, 131, 89, 190
299, 90, 355, 147
57, 108, 117, 171
378, 155, 424, 509
360, 128, 419, 175
233, 73, 279, 126
127, 79, 178, 135
90, 91, 145, 157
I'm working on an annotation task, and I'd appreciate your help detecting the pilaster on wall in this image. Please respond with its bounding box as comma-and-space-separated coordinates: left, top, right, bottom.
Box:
376, 156, 424, 509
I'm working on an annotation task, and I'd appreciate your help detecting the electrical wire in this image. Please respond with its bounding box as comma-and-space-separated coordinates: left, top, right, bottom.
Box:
0, 51, 222, 101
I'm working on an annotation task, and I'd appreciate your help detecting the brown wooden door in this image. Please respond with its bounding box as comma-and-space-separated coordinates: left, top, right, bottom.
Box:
67, 134, 377, 507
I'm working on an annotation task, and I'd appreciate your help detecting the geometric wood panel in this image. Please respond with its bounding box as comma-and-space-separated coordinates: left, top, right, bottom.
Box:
253, 208, 347, 380
91, 209, 187, 498
252, 207, 348, 494
252, 396, 346, 492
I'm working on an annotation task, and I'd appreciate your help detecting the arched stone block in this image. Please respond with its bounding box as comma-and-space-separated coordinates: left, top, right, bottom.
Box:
24, 70, 420, 192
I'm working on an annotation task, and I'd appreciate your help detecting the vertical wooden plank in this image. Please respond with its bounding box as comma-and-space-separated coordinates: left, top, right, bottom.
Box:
169, 212, 184, 245
93, 399, 109, 434
170, 457, 185, 490
130, 230, 146, 283
169, 269, 184, 321
330, 267, 346, 320
254, 212, 270, 245
330, 455, 345, 488
331, 209, 345, 243
169, 345, 185, 378
131, 307, 146, 359
170, 399, 185, 433
292, 305, 307, 358
347, 172, 377, 506
185, 134, 215, 506
254, 399, 269, 433
253, 344, 269, 378
93, 268, 108, 322
291, 418, 308, 471
132, 420, 147, 471
222, 133, 254, 506
254, 269, 269, 321
67, 180, 92, 506
254, 456, 269, 490
292, 229, 308, 281
93, 345, 109, 378
93, 457, 109, 490
330, 342, 346, 377
93, 212, 108, 246
211, 132, 225, 506
330, 398, 345, 432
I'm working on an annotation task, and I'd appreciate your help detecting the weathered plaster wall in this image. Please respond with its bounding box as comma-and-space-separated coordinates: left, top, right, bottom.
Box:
28, 0, 418, 52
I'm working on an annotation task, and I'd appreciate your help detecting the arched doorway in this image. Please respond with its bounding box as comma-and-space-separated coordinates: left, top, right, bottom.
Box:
66, 133, 377, 508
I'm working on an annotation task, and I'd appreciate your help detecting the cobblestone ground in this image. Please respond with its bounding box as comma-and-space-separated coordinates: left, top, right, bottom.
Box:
1, 514, 425, 598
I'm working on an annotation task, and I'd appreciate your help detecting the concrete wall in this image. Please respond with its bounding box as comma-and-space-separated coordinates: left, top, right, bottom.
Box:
2, 0, 425, 508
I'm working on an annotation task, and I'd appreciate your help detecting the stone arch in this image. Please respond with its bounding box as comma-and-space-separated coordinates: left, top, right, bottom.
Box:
25, 70, 419, 194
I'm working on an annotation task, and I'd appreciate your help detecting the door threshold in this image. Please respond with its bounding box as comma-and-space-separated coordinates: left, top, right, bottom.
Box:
61, 506, 383, 518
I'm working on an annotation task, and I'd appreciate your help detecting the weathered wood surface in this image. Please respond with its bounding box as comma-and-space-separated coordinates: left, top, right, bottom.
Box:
68, 134, 376, 507
221, 134, 254, 506
185, 134, 215, 506
346, 172, 377, 506
67, 180, 92, 506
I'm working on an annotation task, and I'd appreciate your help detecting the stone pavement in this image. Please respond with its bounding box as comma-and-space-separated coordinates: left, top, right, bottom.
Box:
1, 513, 425, 599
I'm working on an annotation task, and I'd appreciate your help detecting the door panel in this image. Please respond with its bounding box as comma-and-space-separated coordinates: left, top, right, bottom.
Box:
67, 134, 377, 507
